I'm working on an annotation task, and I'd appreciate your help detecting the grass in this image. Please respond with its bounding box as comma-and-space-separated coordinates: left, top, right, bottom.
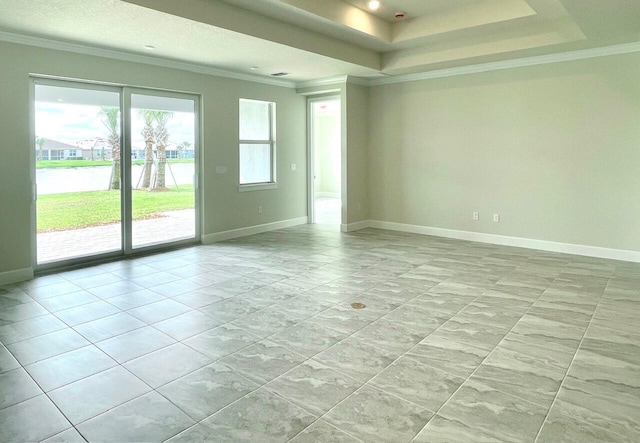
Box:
36, 159, 194, 169
37, 185, 194, 232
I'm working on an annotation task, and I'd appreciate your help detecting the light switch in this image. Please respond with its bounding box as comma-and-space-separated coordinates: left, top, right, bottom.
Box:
215, 166, 227, 174
291, 163, 297, 171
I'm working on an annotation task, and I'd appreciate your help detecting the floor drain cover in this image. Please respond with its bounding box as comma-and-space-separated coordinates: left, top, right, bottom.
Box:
350, 302, 366, 309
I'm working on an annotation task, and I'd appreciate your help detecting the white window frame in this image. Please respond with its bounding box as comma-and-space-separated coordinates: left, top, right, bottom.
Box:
238, 98, 277, 192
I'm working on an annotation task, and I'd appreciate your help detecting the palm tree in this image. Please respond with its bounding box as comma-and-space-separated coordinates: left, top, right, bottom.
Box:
137, 109, 156, 189
176, 141, 191, 159
99, 107, 121, 190
36, 136, 45, 161
152, 111, 173, 189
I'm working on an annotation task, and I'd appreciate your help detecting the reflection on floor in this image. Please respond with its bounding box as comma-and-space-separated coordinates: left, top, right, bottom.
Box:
1, 225, 639, 442
314, 197, 340, 225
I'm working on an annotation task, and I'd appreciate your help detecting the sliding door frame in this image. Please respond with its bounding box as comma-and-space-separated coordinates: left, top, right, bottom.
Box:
123, 87, 201, 255
31, 77, 201, 272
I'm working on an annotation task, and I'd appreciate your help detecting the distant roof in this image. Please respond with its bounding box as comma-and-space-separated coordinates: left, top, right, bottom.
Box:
75, 137, 109, 149
37, 138, 77, 150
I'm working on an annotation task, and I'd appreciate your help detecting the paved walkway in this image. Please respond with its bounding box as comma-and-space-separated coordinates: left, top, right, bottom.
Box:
37, 209, 195, 264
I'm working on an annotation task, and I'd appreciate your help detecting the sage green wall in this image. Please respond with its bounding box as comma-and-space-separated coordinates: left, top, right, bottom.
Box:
345, 82, 370, 224
297, 81, 368, 226
313, 113, 341, 197
369, 52, 640, 251
0, 41, 307, 277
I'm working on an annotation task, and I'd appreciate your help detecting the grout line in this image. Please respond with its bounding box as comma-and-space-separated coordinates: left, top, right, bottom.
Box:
1, 229, 626, 443
406, 267, 560, 442
531, 278, 608, 443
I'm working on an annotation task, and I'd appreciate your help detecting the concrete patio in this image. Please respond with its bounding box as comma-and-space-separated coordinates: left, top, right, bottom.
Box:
37, 209, 195, 264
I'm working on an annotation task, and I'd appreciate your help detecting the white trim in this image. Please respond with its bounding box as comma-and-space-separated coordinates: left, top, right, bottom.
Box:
296, 75, 373, 90
364, 220, 640, 263
296, 76, 348, 89
341, 220, 370, 232
0, 267, 34, 285
369, 41, 640, 86
345, 75, 376, 86
238, 182, 278, 192
0, 31, 296, 89
202, 216, 308, 243
3, 31, 638, 90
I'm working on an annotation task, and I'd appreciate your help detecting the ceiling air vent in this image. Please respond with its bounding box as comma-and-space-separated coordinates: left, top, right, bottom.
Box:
270, 72, 290, 77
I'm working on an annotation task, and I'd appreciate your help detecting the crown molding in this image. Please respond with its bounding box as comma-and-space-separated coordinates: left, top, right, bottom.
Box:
345, 75, 375, 87
0, 31, 297, 89
295, 74, 382, 89
295, 75, 348, 89
367, 41, 640, 86
2, 30, 639, 90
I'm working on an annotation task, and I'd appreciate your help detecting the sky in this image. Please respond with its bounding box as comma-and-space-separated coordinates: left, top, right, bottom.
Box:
35, 102, 195, 148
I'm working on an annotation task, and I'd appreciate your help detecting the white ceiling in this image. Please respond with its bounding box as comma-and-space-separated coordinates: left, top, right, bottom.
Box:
0, 0, 638, 84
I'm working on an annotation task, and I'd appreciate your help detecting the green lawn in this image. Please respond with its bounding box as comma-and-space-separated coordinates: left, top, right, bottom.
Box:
37, 186, 194, 232
36, 159, 194, 169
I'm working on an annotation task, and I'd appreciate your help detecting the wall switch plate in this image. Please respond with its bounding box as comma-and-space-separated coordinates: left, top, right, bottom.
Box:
258, 206, 262, 214
493, 214, 500, 223
290, 163, 296, 171
215, 165, 227, 174
473, 212, 479, 221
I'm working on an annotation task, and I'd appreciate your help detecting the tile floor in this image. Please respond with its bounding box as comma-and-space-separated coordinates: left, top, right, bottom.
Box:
0, 226, 638, 442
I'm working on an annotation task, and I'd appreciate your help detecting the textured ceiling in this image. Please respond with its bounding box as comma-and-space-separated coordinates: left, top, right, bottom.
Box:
0, 0, 638, 83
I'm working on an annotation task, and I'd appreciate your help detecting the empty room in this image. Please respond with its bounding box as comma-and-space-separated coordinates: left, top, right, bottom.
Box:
0, 0, 639, 442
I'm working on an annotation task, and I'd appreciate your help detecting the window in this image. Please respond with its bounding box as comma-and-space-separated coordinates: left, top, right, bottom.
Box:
239, 99, 275, 187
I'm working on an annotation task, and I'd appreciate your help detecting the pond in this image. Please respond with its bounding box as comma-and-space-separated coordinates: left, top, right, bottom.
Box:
36, 163, 195, 194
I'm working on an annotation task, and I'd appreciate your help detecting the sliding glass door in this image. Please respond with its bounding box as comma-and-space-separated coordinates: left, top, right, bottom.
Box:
129, 92, 197, 250
33, 79, 199, 268
34, 82, 123, 264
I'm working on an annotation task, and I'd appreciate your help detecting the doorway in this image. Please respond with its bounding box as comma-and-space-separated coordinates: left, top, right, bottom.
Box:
33, 79, 199, 269
309, 97, 341, 226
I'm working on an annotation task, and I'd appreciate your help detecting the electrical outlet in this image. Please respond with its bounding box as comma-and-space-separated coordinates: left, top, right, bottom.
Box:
473, 212, 479, 221
258, 206, 262, 214
493, 214, 500, 223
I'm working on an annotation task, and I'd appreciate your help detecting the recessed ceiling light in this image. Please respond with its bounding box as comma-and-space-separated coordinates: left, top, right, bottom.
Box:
368, 0, 380, 11
270, 72, 290, 77
143, 45, 156, 50
250, 66, 259, 71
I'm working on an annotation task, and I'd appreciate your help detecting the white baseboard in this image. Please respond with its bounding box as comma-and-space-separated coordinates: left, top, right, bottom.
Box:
202, 216, 308, 243
341, 220, 371, 233
315, 192, 340, 199
360, 220, 640, 263
0, 267, 34, 285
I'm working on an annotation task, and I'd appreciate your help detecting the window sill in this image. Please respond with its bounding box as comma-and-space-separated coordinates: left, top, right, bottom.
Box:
238, 182, 278, 192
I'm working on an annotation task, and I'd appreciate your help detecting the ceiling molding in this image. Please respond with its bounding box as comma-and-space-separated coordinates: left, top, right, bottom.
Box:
345, 75, 373, 86
295, 75, 347, 91
2, 29, 639, 92
367, 41, 640, 86
0, 31, 298, 89
295, 74, 374, 89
